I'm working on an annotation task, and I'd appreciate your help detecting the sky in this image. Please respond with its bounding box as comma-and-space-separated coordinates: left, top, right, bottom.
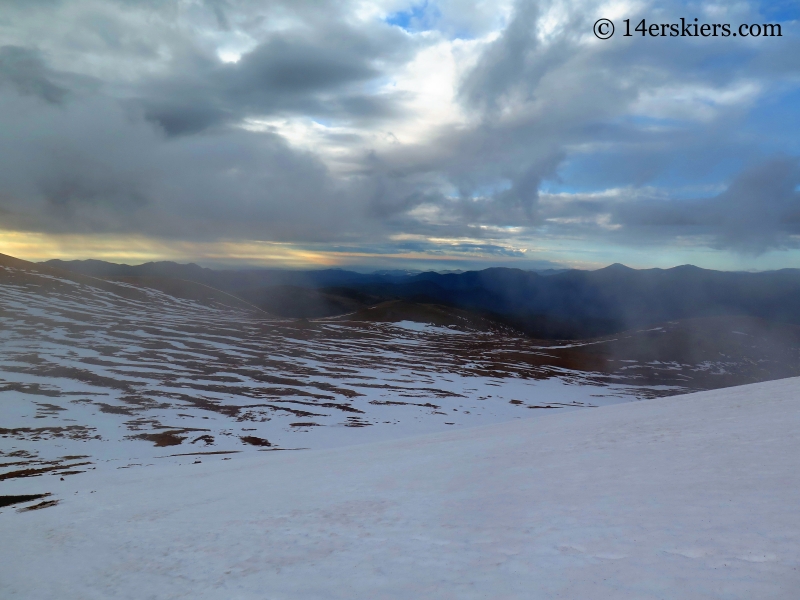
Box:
0, 0, 798, 271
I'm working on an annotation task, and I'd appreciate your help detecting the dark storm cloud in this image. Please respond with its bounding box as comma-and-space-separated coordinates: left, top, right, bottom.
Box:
613, 158, 800, 254
0, 0, 797, 262
235, 35, 379, 93
0, 46, 68, 103
137, 16, 414, 135
360, 3, 632, 227
0, 86, 372, 242
363, 0, 800, 253
0, 0, 419, 243
531, 158, 800, 255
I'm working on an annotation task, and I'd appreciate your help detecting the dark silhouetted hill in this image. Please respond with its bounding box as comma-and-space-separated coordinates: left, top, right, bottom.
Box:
44, 259, 800, 338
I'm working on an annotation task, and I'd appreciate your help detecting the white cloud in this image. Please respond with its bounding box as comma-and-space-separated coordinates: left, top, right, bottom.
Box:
632, 81, 762, 122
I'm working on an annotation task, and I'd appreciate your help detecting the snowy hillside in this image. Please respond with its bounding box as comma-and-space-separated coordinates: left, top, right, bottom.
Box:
0, 256, 675, 483
2, 377, 799, 598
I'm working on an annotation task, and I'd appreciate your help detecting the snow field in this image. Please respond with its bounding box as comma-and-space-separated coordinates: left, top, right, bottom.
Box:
2, 377, 799, 599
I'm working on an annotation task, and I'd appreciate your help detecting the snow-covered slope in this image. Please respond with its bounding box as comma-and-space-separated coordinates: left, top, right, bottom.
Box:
2, 377, 799, 599
0, 257, 667, 483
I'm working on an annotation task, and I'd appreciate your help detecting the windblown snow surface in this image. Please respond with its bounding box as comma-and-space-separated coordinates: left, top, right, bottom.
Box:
2, 377, 799, 598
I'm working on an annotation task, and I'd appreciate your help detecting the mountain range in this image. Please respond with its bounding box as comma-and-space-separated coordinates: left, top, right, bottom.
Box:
45, 259, 800, 339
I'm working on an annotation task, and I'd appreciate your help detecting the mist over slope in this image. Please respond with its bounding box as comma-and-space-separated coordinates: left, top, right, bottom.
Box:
0, 251, 797, 491
47, 259, 800, 338
1, 252, 665, 488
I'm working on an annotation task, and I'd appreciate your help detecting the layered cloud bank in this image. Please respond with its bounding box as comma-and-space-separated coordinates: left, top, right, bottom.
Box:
0, 0, 798, 268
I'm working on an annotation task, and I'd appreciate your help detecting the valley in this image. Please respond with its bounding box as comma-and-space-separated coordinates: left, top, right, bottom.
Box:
2, 254, 799, 491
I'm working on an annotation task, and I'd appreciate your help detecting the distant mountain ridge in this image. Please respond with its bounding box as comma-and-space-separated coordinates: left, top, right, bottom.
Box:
43, 259, 403, 289
43, 259, 800, 338
377, 263, 800, 337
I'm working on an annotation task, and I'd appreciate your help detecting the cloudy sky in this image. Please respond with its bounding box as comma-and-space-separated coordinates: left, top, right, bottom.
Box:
0, 0, 798, 270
